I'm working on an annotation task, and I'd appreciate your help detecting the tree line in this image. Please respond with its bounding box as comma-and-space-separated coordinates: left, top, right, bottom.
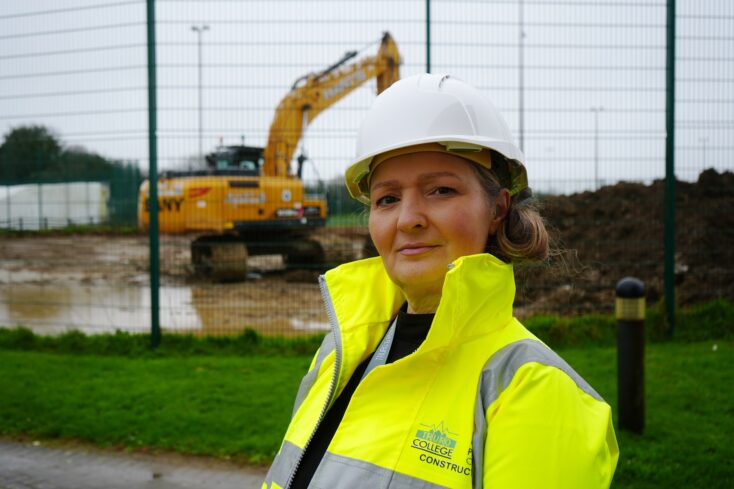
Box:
0, 125, 136, 185
0, 125, 143, 226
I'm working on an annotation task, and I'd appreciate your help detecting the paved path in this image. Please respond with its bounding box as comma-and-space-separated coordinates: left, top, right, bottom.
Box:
0, 439, 268, 489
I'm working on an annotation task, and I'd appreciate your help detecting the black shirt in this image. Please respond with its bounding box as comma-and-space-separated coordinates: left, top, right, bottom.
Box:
289, 307, 434, 488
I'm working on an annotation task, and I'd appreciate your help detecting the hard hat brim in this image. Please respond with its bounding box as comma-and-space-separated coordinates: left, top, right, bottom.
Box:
345, 136, 526, 205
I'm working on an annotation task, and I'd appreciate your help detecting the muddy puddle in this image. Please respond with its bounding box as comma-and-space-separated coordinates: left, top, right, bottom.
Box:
0, 282, 329, 336
0, 234, 334, 336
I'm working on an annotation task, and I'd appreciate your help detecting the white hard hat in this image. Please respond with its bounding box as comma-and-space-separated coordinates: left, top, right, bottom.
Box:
345, 73, 528, 204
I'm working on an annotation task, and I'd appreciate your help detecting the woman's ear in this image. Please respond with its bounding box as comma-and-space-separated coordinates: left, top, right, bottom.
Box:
490, 188, 511, 233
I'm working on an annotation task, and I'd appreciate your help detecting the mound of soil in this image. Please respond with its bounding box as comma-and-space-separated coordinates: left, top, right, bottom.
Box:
515, 169, 734, 315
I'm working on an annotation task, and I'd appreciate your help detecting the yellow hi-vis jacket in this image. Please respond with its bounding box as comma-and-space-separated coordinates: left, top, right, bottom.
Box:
263, 254, 619, 489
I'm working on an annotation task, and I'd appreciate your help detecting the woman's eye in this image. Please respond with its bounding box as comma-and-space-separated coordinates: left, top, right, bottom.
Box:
374, 195, 398, 207
433, 186, 456, 196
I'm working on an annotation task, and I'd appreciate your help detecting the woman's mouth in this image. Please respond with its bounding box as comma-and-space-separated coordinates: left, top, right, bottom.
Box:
398, 245, 437, 256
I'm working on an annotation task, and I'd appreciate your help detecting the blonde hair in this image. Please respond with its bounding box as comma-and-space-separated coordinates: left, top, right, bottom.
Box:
470, 158, 549, 264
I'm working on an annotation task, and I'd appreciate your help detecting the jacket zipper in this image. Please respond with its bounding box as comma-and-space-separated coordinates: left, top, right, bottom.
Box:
284, 276, 342, 489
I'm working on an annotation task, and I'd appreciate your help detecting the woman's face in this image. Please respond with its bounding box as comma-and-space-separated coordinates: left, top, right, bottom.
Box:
368, 151, 502, 302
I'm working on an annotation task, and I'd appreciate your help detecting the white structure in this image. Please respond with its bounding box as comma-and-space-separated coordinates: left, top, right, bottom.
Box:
0, 182, 109, 230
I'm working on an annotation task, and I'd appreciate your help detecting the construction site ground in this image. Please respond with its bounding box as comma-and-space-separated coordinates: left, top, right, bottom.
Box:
0, 169, 731, 335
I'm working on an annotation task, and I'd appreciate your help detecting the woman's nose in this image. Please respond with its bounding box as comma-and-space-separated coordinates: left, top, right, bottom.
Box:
396, 194, 428, 231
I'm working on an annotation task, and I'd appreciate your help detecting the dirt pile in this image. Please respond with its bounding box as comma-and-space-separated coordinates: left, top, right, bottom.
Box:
515, 169, 734, 315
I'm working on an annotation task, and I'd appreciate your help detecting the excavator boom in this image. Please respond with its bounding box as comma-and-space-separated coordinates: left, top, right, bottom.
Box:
263, 32, 400, 177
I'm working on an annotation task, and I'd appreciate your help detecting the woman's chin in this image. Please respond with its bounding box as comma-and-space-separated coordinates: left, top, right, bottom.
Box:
388, 265, 446, 295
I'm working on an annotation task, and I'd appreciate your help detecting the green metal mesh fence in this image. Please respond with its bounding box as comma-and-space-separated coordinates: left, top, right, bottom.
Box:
0, 0, 731, 336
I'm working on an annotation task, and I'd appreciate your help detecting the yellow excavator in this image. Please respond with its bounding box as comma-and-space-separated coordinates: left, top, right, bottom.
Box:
139, 33, 400, 280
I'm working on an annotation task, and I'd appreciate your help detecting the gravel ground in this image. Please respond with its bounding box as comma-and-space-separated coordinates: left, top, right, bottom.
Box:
0, 438, 268, 489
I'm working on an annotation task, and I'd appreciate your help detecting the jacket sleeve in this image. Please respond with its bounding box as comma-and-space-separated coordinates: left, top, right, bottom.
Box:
482, 362, 619, 488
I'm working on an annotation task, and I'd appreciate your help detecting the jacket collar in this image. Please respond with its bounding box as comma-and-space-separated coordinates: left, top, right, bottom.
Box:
320, 253, 515, 351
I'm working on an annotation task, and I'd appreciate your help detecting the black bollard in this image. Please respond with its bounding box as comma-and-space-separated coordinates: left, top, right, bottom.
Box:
616, 277, 645, 434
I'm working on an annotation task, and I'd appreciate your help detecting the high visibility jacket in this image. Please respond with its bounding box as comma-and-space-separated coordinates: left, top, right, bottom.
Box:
263, 254, 619, 489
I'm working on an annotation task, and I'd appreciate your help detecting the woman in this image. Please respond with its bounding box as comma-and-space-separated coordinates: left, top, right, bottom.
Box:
263, 74, 619, 489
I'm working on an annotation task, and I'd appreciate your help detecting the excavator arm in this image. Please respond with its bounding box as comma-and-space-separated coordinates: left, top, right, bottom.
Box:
262, 32, 401, 177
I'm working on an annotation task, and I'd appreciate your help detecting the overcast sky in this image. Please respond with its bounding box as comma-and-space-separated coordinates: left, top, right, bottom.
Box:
1, 0, 731, 194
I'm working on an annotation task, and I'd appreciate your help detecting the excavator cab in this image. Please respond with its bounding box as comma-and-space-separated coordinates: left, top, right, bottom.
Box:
205, 145, 263, 176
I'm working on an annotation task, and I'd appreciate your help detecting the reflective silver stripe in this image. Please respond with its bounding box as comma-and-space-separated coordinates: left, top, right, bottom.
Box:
478, 338, 603, 409
262, 441, 303, 488
310, 452, 448, 489
360, 318, 397, 382
291, 332, 336, 418
470, 339, 604, 488
471, 386, 486, 489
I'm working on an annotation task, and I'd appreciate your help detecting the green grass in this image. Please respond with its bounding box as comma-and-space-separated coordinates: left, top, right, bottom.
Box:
1, 299, 731, 483
562, 341, 734, 488
326, 212, 368, 227
0, 351, 310, 463
524, 298, 734, 348
0, 327, 325, 357
1, 341, 732, 486
2, 299, 730, 357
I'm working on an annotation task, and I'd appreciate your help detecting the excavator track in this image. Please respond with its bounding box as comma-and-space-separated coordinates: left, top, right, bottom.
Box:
190, 229, 372, 282
191, 236, 249, 282
310, 227, 374, 269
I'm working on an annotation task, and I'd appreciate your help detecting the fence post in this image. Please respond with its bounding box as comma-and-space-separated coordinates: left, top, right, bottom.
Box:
425, 0, 431, 73
6, 185, 10, 229
147, 0, 161, 349
616, 277, 645, 434
37, 182, 42, 231
664, 0, 677, 337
